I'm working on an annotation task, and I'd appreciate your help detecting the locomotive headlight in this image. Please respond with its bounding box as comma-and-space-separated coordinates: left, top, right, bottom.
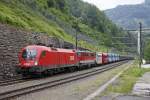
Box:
34, 61, 38, 66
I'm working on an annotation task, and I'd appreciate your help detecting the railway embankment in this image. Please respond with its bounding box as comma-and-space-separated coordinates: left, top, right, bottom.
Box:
0, 23, 74, 80
96, 63, 150, 100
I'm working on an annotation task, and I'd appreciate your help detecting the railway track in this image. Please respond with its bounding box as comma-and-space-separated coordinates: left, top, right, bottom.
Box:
0, 77, 30, 86
0, 60, 130, 100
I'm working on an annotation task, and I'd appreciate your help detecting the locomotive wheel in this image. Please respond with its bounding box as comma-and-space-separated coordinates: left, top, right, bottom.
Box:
69, 67, 75, 72
42, 70, 49, 76
47, 69, 54, 76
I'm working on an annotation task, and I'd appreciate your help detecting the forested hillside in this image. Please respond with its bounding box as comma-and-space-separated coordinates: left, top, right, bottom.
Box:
0, 0, 126, 51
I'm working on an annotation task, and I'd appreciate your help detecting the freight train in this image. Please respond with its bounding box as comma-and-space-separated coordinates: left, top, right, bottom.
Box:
17, 45, 132, 76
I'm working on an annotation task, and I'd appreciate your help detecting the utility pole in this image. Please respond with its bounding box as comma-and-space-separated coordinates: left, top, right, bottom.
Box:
73, 19, 78, 50
126, 26, 150, 67
75, 31, 78, 50
138, 22, 142, 68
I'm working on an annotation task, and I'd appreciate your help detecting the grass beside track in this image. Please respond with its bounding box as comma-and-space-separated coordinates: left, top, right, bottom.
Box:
102, 61, 150, 95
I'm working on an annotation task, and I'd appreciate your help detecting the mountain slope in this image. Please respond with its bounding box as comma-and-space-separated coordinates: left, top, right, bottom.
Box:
105, 0, 150, 60
105, 0, 150, 29
0, 0, 125, 51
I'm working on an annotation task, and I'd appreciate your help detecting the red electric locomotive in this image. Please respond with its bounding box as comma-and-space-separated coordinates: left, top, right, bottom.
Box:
18, 45, 78, 74
77, 51, 96, 66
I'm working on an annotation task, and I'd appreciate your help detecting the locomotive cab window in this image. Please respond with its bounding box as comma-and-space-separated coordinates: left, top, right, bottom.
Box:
41, 51, 46, 58
22, 50, 27, 59
22, 49, 37, 60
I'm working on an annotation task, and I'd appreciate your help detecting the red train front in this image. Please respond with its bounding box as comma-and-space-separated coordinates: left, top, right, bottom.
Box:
18, 45, 40, 68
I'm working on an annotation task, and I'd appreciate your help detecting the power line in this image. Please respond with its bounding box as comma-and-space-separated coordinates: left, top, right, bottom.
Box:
126, 28, 150, 32
112, 37, 129, 39
112, 43, 136, 45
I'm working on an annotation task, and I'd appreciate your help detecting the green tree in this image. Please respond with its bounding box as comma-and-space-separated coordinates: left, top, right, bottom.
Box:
47, 0, 56, 7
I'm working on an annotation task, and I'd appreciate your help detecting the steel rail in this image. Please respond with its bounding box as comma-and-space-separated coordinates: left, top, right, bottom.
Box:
0, 78, 28, 86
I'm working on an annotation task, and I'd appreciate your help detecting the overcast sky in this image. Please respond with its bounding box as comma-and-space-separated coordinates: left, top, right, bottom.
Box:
82, 0, 145, 10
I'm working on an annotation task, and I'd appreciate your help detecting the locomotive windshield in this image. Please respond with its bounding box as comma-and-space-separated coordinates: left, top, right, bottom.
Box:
22, 49, 37, 60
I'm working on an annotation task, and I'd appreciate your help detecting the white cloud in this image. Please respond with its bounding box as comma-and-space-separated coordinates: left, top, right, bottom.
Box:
82, 0, 145, 10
